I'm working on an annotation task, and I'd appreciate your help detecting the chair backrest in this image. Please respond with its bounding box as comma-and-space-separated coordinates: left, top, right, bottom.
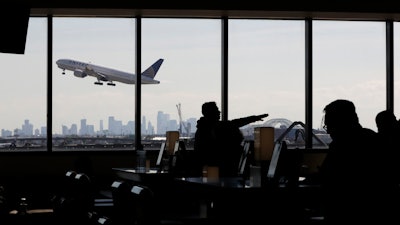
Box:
65, 170, 77, 179
238, 140, 254, 177
110, 180, 135, 225
267, 140, 286, 180
111, 180, 134, 209
74, 172, 95, 208
96, 216, 113, 225
130, 185, 160, 225
156, 142, 166, 167
129, 185, 187, 225
53, 171, 94, 224
63, 170, 78, 196
89, 211, 113, 225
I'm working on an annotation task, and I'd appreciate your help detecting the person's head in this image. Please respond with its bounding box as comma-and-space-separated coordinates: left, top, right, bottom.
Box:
323, 99, 359, 138
375, 110, 397, 134
201, 101, 220, 121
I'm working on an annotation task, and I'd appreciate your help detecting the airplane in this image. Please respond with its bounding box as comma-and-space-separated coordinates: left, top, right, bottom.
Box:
56, 58, 164, 86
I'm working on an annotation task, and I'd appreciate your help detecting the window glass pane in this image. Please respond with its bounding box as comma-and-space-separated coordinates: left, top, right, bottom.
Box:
313, 21, 386, 141
142, 19, 221, 150
229, 19, 306, 148
53, 18, 136, 151
0, 18, 47, 151
394, 22, 400, 117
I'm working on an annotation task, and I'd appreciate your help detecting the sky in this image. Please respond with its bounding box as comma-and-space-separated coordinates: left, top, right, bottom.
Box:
1, 17, 400, 135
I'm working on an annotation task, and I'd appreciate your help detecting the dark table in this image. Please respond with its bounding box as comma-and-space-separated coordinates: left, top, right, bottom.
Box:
112, 168, 322, 224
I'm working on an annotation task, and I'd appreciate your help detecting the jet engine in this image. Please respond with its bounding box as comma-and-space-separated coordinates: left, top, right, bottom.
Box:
74, 70, 87, 78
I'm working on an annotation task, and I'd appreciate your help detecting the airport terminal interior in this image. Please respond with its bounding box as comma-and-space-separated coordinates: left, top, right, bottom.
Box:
1, 1, 400, 224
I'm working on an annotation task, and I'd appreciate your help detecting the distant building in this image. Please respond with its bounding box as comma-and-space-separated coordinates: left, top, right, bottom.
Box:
22, 119, 33, 136
1, 129, 12, 137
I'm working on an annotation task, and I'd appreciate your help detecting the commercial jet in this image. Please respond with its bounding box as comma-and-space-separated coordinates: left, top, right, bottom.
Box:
56, 58, 164, 86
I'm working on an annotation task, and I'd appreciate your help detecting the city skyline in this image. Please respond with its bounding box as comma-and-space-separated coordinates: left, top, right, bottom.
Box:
0, 111, 198, 137
0, 111, 282, 137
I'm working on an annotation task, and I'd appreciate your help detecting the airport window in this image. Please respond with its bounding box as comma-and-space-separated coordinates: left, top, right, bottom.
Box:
0, 17, 47, 151
141, 18, 221, 150
53, 17, 136, 151
394, 22, 400, 116
0, 16, 396, 152
229, 19, 306, 148
313, 20, 386, 135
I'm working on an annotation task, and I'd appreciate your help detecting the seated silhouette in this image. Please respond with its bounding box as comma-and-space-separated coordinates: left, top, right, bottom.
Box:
319, 99, 399, 224
375, 110, 400, 183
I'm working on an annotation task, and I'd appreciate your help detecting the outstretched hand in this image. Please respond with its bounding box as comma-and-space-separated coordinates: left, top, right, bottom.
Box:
258, 113, 269, 121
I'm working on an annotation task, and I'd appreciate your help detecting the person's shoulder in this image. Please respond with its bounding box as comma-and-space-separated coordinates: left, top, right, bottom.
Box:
360, 127, 377, 136
217, 120, 231, 126
358, 127, 379, 145
216, 120, 232, 130
197, 117, 211, 126
362, 127, 376, 133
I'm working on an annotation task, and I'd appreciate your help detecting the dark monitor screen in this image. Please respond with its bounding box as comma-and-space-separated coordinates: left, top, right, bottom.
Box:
267, 141, 303, 185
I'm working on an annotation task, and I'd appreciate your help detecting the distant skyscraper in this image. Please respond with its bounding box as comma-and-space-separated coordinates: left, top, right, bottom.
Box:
167, 119, 178, 132
147, 121, 154, 135
62, 125, 68, 135
1, 129, 12, 137
141, 116, 147, 135
108, 116, 115, 135
70, 124, 78, 135
22, 119, 33, 136
79, 119, 87, 135
126, 121, 135, 135
157, 111, 170, 135
115, 120, 123, 135
14, 128, 21, 137
87, 125, 95, 136
40, 126, 47, 136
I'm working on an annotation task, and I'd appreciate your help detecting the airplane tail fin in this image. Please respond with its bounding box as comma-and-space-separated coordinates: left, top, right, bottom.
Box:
142, 58, 164, 79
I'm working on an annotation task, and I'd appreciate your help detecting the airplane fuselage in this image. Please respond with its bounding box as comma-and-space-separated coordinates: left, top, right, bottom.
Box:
56, 59, 161, 85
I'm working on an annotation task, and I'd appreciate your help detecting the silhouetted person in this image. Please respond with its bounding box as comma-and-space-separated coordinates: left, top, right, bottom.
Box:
319, 99, 398, 224
375, 110, 400, 182
375, 109, 400, 137
194, 101, 268, 177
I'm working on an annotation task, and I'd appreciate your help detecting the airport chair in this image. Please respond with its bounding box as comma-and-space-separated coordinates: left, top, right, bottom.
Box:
89, 211, 113, 225
73, 172, 114, 215
111, 181, 207, 225
73, 172, 95, 212
237, 140, 254, 178
52, 171, 95, 225
54, 171, 114, 225
95, 216, 113, 225
130, 184, 186, 225
110, 180, 136, 225
52, 171, 77, 215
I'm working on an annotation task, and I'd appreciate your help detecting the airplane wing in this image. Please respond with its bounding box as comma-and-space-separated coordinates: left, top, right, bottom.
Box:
96, 73, 110, 81
83, 64, 114, 85
93, 71, 109, 82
